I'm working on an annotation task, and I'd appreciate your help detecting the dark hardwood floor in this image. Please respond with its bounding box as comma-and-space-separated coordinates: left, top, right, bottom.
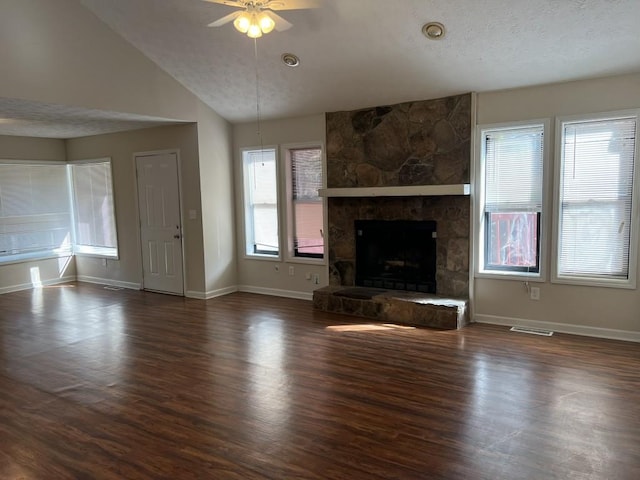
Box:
1, 282, 639, 479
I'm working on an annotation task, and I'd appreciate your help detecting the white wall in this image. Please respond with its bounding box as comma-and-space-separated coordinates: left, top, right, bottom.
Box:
0, 135, 76, 292
233, 114, 327, 300
474, 73, 640, 340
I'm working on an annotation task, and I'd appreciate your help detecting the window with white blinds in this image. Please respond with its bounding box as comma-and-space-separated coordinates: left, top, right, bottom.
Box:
243, 148, 279, 256
290, 147, 324, 259
69, 160, 118, 257
556, 114, 638, 285
481, 124, 544, 274
0, 162, 72, 262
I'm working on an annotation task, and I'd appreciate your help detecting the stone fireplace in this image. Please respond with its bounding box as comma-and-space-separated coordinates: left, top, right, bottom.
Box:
328, 195, 469, 298
355, 219, 437, 293
313, 93, 472, 329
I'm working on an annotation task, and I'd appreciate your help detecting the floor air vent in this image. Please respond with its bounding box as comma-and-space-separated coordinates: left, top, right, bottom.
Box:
510, 326, 554, 337
103, 285, 124, 291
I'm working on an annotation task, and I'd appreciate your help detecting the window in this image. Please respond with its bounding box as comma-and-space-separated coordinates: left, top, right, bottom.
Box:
0, 161, 72, 263
242, 148, 279, 257
554, 113, 638, 287
0, 159, 119, 265
69, 159, 118, 257
288, 146, 324, 259
478, 123, 545, 276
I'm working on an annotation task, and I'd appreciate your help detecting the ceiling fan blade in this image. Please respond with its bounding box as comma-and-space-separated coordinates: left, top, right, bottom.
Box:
207, 10, 242, 27
201, 0, 245, 6
265, 10, 293, 31
266, 0, 321, 11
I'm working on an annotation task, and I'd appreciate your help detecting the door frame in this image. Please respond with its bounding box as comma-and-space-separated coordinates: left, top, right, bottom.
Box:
133, 149, 187, 295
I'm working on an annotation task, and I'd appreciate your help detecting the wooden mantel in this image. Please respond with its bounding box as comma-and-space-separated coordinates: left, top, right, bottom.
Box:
318, 184, 471, 198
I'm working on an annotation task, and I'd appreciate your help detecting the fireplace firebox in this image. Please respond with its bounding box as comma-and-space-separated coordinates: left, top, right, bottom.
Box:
355, 220, 437, 293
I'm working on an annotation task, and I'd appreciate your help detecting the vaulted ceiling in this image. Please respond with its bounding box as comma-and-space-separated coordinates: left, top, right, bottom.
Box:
3, 0, 640, 138
80, 0, 640, 122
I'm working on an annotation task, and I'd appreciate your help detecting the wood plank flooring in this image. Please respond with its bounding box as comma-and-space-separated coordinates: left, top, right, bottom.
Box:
1, 282, 639, 479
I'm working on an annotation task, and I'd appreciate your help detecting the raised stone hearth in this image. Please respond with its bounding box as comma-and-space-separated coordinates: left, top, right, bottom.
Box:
313, 286, 468, 330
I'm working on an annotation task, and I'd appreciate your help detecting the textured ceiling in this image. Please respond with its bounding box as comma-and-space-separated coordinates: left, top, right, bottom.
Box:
4, 0, 640, 138
0, 97, 186, 139
80, 0, 640, 123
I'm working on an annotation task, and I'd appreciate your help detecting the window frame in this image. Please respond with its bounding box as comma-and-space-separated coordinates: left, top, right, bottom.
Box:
241, 146, 281, 260
552, 110, 640, 289
0, 159, 73, 265
68, 157, 119, 259
0, 157, 121, 266
474, 119, 550, 281
282, 142, 326, 265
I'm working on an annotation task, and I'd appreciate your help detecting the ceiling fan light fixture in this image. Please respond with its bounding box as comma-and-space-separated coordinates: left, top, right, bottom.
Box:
247, 20, 263, 38
206, 0, 297, 37
258, 12, 276, 34
233, 12, 251, 33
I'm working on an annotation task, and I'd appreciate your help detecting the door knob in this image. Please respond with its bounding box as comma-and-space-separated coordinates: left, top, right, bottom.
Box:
174, 234, 180, 239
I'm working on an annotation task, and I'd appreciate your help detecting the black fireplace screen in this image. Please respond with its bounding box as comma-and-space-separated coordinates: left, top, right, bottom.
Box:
355, 220, 437, 293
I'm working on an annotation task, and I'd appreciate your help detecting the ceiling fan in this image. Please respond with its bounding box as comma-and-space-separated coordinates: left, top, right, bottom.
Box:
202, 0, 319, 37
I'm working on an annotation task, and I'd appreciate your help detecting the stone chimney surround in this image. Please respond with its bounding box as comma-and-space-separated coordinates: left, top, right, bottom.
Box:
313, 93, 472, 329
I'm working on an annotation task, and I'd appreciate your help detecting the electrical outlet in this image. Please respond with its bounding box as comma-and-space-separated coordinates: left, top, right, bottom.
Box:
313, 274, 320, 285
530, 287, 540, 301
289, 266, 295, 276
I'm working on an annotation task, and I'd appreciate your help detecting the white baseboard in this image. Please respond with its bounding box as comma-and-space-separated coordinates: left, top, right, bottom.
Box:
185, 290, 206, 299
0, 275, 77, 295
186, 285, 238, 300
474, 313, 640, 343
237, 285, 313, 301
76, 275, 141, 291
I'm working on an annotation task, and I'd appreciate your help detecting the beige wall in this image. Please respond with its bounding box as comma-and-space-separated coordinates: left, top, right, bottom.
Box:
233, 114, 327, 299
196, 101, 237, 297
0, 135, 66, 160
66, 124, 207, 293
474, 73, 640, 339
0, 0, 237, 297
0, 135, 76, 292
0, 0, 196, 120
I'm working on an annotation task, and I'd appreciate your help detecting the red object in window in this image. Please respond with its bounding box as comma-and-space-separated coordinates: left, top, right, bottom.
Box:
488, 212, 537, 268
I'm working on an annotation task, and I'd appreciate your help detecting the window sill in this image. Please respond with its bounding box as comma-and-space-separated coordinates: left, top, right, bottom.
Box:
244, 253, 281, 261
74, 247, 118, 259
285, 256, 326, 266
551, 275, 636, 290
475, 270, 544, 282
0, 251, 73, 266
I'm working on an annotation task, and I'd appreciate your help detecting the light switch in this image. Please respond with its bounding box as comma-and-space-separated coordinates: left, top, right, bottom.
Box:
189, 209, 197, 220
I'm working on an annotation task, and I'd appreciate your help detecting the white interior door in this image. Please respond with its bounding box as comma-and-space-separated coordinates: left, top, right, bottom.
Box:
136, 152, 184, 295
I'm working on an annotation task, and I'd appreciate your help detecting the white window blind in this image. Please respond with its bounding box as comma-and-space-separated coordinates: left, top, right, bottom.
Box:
0, 162, 72, 261
485, 126, 544, 213
69, 160, 118, 257
244, 149, 279, 256
290, 147, 324, 258
558, 116, 637, 280
482, 125, 544, 272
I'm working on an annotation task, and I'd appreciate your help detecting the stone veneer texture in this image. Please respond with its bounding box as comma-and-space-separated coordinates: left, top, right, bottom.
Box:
326, 93, 471, 298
